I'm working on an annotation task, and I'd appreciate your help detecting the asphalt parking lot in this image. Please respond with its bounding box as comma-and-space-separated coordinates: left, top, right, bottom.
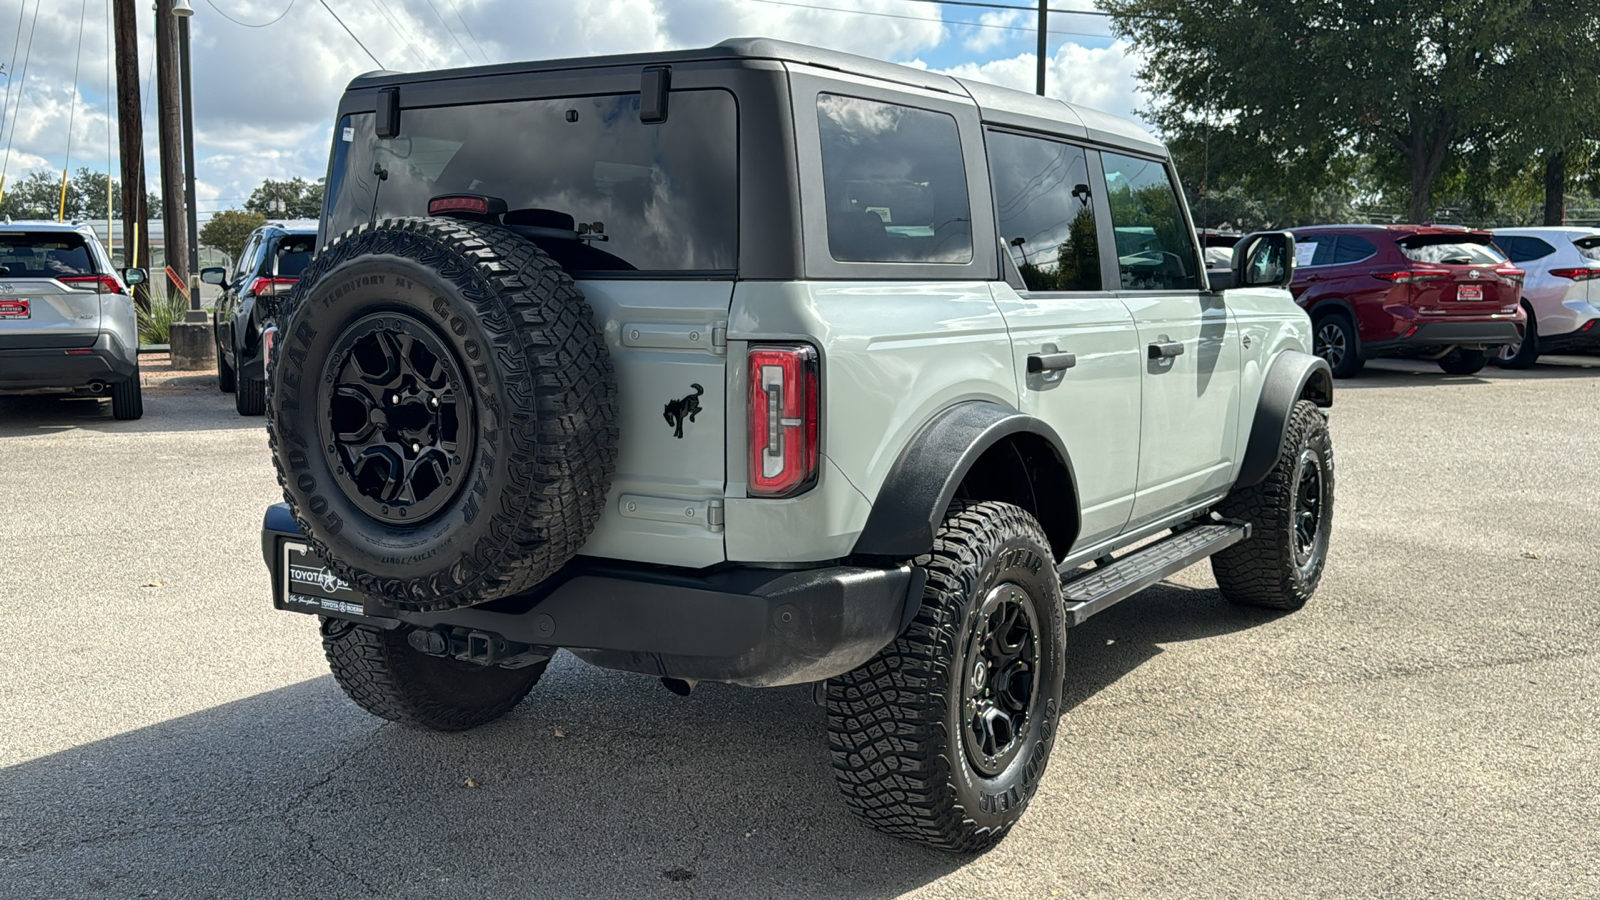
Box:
1, 357, 1597, 899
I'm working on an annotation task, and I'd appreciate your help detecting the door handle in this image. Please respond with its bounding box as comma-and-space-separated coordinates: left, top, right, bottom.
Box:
1148, 341, 1185, 360
1027, 351, 1077, 373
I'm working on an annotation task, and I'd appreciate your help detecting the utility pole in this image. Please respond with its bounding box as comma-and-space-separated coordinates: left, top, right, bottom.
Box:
154, 0, 188, 306
178, 9, 199, 289
1035, 1, 1047, 96
112, 0, 150, 310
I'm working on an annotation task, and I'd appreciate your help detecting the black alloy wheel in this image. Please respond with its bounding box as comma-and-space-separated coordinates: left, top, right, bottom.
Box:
962, 583, 1041, 777
320, 311, 475, 525
1291, 447, 1326, 568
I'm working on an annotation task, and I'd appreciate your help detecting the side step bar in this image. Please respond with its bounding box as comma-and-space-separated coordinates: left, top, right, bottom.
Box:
1060, 522, 1250, 626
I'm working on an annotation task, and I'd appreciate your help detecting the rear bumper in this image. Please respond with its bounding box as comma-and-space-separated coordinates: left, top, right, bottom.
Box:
261, 503, 922, 687
0, 332, 138, 391
1365, 320, 1522, 355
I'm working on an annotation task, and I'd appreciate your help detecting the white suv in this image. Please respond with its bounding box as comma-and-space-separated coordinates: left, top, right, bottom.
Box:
1490, 226, 1600, 367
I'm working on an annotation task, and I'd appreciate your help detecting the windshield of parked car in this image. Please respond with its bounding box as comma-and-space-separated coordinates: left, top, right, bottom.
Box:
324, 90, 738, 275
1397, 235, 1505, 266
274, 235, 316, 278
0, 232, 95, 278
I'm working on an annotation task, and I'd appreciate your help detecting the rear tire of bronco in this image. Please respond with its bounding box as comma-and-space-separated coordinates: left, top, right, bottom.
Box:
826, 500, 1066, 853
1211, 399, 1332, 610
321, 619, 545, 731
1437, 347, 1488, 376
111, 375, 142, 421
267, 217, 617, 613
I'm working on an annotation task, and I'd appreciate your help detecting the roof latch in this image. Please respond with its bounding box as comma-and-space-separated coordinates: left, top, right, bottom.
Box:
640, 66, 670, 124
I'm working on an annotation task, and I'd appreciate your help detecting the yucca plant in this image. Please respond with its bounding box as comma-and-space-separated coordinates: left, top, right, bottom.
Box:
136, 290, 193, 346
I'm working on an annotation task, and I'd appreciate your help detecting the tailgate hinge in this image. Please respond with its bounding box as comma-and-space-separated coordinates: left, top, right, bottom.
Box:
711, 320, 728, 355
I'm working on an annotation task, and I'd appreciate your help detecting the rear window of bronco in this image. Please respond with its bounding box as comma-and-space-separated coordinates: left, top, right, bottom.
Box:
324, 89, 738, 275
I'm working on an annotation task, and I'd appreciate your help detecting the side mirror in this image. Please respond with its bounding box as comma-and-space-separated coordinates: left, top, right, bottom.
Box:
1230, 231, 1296, 290
121, 267, 147, 287
1206, 268, 1235, 291
200, 266, 226, 286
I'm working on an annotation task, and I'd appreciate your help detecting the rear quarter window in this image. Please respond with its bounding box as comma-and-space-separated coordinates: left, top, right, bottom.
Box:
817, 94, 973, 264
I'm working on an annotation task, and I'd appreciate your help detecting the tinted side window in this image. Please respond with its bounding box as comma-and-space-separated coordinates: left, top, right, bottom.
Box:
233, 232, 262, 283
1333, 235, 1377, 265
1515, 236, 1557, 262
987, 130, 1100, 291
1099, 152, 1198, 290
817, 94, 972, 264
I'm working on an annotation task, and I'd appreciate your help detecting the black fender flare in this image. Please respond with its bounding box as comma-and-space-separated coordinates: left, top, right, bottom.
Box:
1235, 349, 1333, 489
851, 401, 1078, 558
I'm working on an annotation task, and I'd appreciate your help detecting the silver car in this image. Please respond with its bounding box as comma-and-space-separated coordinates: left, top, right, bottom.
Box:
1491, 226, 1600, 368
0, 222, 147, 419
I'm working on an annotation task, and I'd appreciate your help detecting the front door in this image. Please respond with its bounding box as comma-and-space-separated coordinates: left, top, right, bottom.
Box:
986, 130, 1142, 549
1098, 151, 1242, 529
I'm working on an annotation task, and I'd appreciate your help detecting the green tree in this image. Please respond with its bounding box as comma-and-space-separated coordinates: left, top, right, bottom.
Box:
245, 177, 324, 218
1103, 0, 1537, 222
199, 209, 266, 262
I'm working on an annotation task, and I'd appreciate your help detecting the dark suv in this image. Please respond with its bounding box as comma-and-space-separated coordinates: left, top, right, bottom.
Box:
1289, 225, 1525, 376
202, 221, 317, 415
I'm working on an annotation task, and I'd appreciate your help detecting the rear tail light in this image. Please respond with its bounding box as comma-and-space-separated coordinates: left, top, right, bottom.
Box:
248, 277, 299, 297
1372, 270, 1449, 284
748, 344, 819, 497
60, 275, 123, 294
1550, 267, 1600, 281
1495, 266, 1525, 284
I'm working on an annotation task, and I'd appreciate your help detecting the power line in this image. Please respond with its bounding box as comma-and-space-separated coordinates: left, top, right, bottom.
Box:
59, 0, 91, 221
0, 0, 43, 203
896, 0, 1111, 15
205, 0, 296, 28
0, 0, 28, 168
316, 0, 385, 69
443, 0, 488, 64
423, 0, 477, 65
745, 0, 1113, 40
368, 0, 436, 69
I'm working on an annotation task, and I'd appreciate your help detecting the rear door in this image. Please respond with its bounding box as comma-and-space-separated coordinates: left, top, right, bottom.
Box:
985, 128, 1142, 547
0, 231, 105, 348
1098, 151, 1242, 530
1396, 233, 1518, 314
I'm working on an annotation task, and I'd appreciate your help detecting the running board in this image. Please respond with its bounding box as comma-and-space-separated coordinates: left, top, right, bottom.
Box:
1061, 522, 1250, 626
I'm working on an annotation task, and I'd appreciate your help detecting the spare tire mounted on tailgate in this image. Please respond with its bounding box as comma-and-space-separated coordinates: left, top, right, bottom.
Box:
268, 217, 617, 612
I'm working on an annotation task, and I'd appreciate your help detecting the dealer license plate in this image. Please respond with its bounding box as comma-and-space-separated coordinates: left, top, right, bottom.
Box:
0, 299, 28, 319
280, 541, 367, 616
1456, 285, 1483, 301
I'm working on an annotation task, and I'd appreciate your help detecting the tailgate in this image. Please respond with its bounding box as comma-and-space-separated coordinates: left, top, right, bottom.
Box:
574, 279, 733, 568
0, 278, 101, 348
1397, 234, 1516, 315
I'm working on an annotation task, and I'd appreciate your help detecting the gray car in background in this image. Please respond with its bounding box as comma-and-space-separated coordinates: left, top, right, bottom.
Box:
0, 222, 147, 419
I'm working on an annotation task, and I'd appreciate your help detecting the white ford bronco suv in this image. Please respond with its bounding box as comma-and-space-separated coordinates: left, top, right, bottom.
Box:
262, 39, 1333, 852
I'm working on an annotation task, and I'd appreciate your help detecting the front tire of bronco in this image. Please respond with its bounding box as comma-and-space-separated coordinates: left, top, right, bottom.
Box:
322, 619, 545, 731
826, 500, 1066, 853
1211, 399, 1333, 610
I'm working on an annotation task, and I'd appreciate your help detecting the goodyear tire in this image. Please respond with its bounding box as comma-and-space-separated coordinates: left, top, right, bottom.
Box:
1211, 399, 1333, 610
322, 619, 545, 731
826, 500, 1066, 853
268, 217, 617, 612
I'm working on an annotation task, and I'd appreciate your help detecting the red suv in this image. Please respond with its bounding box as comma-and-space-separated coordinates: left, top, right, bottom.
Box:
1289, 225, 1525, 377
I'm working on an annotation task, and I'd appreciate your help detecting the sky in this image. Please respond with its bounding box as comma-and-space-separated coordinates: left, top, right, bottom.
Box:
0, 0, 1148, 221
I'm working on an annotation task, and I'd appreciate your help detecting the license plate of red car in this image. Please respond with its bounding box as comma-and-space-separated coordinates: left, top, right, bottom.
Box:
1457, 285, 1483, 301
0, 299, 28, 319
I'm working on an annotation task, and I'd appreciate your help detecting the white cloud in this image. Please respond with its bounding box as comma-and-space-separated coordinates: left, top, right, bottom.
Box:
963, 11, 1022, 53
936, 39, 1150, 126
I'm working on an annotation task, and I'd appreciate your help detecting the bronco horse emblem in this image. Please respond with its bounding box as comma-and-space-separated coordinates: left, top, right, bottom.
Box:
663, 384, 705, 439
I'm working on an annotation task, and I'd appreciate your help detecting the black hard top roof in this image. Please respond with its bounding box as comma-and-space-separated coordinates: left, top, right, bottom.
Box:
345, 37, 1165, 158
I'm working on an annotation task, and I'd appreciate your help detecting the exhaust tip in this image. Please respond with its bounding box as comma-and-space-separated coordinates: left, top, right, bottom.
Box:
88, 381, 106, 394
660, 677, 696, 697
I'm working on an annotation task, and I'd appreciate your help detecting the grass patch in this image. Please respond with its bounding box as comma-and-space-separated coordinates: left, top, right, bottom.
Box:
136, 291, 194, 346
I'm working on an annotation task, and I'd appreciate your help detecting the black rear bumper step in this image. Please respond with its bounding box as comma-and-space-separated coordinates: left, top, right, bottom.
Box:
1061, 522, 1250, 626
